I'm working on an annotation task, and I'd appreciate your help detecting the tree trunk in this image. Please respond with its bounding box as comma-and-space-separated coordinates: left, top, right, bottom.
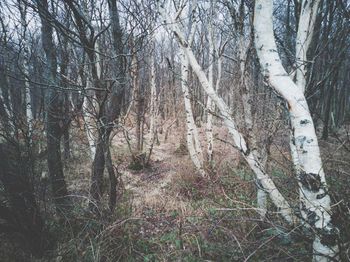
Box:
82, 88, 97, 160
159, 5, 296, 225
63, 125, 70, 160
206, 17, 215, 163
37, 0, 69, 211
180, 48, 205, 176
295, 0, 321, 93
90, 127, 106, 208
106, 143, 117, 211
254, 1, 338, 260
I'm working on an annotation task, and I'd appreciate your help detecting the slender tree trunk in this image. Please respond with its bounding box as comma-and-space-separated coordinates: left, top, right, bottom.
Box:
206, 18, 215, 163
254, 1, 338, 260
63, 125, 70, 160
18, 0, 34, 148
83, 88, 97, 160
181, 48, 205, 176
147, 45, 158, 159
179, 2, 205, 175
159, 5, 296, 225
90, 128, 106, 207
105, 130, 117, 211
149, 46, 157, 139
295, 0, 321, 93
37, 0, 69, 211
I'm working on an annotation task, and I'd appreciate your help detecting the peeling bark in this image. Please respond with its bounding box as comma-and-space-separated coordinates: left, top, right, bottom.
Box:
206, 16, 215, 163
254, 1, 338, 260
82, 84, 97, 160
159, 3, 296, 224
180, 48, 205, 176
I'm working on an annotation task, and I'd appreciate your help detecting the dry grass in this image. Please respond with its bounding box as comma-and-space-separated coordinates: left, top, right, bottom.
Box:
11, 119, 348, 261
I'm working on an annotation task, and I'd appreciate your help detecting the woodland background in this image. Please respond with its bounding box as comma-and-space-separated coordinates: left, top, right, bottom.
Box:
0, 0, 349, 261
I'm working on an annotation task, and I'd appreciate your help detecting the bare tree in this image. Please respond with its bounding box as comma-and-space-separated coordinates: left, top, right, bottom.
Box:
254, 0, 338, 260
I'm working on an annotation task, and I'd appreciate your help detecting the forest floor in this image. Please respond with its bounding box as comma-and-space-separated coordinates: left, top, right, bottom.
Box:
60, 119, 313, 261
111, 122, 240, 217
36, 120, 350, 261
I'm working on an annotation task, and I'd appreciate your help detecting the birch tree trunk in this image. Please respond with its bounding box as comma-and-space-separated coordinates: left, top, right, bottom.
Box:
206, 17, 214, 163
290, 0, 321, 177
180, 48, 205, 176
18, 1, 33, 144
254, 1, 338, 260
295, 0, 321, 93
179, 2, 205, 176
149, 50, 156, 140
159, 3, 296, 225
149, 44, 157, 150
23, 37, 33, 142
236, 0, 268, 218
82, 86, 97, 160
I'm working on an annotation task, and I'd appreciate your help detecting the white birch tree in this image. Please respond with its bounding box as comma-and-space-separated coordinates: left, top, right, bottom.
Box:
206, 10, 215, 163
158, 1, 296, 225
18, 0, 33, 144
179, 2, 205, 176
254, 1, 338, 260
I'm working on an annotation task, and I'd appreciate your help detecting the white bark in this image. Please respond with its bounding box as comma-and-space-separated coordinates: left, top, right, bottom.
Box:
215, 48, 222, 92
0, 88, 12, 126
181, 49, 205, 176
254, 1, 338, 260
178, 3, 205, 176
23, 44, 33, 132
290, 0, 321, 227
237, 17, 267, 218
19, 1, 33, 141
81, 41, 101, 160
148, 45, 158, 154
177, 2, 206, 176
238, 37, 253, 132
149, 50, 156, 138
257, 183, 267, 218
159, 3, 296, 224
206, 18, 215, 163
295, 0, 321, 93
83, 79, 97, 160
95, 42, 102, 79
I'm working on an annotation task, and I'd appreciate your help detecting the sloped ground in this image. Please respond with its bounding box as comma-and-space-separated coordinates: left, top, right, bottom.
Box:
110, 120, 242, 217
31, 121, 349, 261
95, 122, 310, 261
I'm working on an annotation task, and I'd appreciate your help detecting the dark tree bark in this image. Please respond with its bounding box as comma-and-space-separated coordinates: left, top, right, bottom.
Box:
37, 0, 69, 210
61, 0, 126, 211
63, 124, 70, 160
90, 128, 106, 205
106, 141, 117, 211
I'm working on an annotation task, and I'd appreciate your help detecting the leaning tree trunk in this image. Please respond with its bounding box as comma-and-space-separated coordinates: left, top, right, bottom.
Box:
158, 3, 296, 225
179, 4, 205, 176
254, 1, 338, 260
